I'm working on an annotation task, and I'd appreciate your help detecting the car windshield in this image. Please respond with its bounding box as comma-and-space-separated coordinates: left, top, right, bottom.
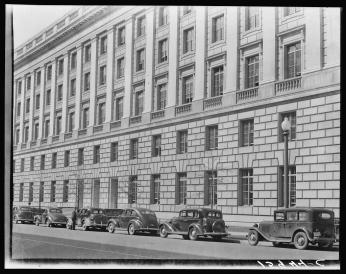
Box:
207, 211, 222, 218
91, 209, 104, 214
20, 207, 32, 211
49, 208, 63, 213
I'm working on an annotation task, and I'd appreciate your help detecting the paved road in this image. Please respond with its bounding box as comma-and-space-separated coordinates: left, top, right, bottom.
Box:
11, 223, 339, 262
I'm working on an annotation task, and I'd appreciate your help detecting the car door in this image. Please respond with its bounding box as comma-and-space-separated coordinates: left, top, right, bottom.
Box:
184, 210, 199, 230
284, 211, 299, 238
172, 210, 186, 231
270, 211, 286, 238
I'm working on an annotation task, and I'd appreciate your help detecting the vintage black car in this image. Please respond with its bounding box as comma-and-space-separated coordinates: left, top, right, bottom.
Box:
13, 206, 36, 224
103, 208, 124, 220
66, 207, 109, 231
159, 208, 228, 241
247, 207, 337, 250
106, 208, 159, 235
34, 207, 67, 227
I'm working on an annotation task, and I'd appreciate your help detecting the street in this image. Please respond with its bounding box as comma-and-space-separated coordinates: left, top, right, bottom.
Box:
11, 223, 339, 262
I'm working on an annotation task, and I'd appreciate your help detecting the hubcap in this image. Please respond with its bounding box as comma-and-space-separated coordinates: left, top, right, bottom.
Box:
298, 236, 305, 246
161, 228, 165, 234
191, 228, 197, 237
250, 233, 256, 242
129, 225, 134, 234
109, 224, 114, 232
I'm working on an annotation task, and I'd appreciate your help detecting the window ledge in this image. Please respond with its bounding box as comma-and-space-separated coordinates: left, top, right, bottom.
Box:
243, 26, 262, 36
209, 39, 225, 49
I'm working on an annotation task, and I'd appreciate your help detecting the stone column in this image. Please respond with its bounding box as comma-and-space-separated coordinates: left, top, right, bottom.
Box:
61, 54, 69, 135
74, 46, 82, 135
167, 6, 178, 107
28, 72, 35, 143
325, 7, 340, 68
194, 6, 207, 100
49, 60, 57, 139
305, 7, 321, 73
105, 27, 115, 129
38, 68, 45, 140
262, 7, 276, 83
88, 37, 98, 132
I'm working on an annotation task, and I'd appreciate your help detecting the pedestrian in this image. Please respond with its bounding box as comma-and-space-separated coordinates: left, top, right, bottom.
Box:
71, 207, 77, 230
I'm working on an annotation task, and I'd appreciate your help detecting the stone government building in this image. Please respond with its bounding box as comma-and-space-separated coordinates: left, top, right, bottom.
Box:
12, 6, 340, 225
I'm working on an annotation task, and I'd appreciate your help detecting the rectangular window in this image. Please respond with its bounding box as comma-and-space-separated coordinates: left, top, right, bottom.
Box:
26, 76, 31, 90
57, 84, 63, 101
39, 182, 44, 202
136, 48, 145, 71
17, 102, 21, 117
84, 72, 90, 91
70, 78, 76, 97
239, 169, 253, 206
130, 139, 138, 159
183, 6, 192, 15
206, 125, 218, 150
115, 97, 123, 120
84, 44, 91, 63
100, 36, 107, 55
55, 115, 62, 135
286, 42, 301, 79
182, 75, 194, 104
34, 123, 39, 140
109, 178, 118, 208
117, 57, 125, 78
82, 107, 89, 129
152, 135, 161, 157
63, 180, 69, 202
24, 125, 29, 143
151, 175, 160, 204
78, 148, 84, 165
19, 183, 24, 202
246, 55, 259, 88
240, 119, 254, 146
41, 154, 45, 170
97, 102, 105, 125
52, 152, 57, 169
158, 39, 168, 63
212, 15, 224, 43
183, 28, 194, 54
137, 16, 146, 37
246, 7, 259, 30
99, 65, 106, 85
284, 7, 302, 16
46, 65, 52, 81
177, 130, 188, 154
128, 176, 138, 204
278, 166, 296, 207
157, 83, 167, 110
205, 171, 217, 206
94, 145, 100, 164
176, 173, 187, 205
68, 112, 75, 132
134, 91, 144, 116
35, 94, 40, 110
93, 179, 100, 208
30, 156, 35, 171
15, 129, 20, 145
36, 71, 41, 86
159, 7, 168, 26
50, 181, 56, 202
17, 81, 22, 95
44, 119, 50, 138
110, 142, 118, 162
26, 98, 30, 113
118, 26, 125, 46
279, 112, 296, 141
58, 59, 64, 75
70, 52, 77, 70
211, 66, 224, 97
64, 150, 70, 167
46, 89, 51, 106
20, 158, 25, 172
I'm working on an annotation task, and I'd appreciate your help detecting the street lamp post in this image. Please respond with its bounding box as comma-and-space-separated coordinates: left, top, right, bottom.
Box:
281, 117, 291, 208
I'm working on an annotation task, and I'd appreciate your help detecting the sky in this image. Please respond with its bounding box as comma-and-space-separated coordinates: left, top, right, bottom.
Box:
12, 5, 80, 48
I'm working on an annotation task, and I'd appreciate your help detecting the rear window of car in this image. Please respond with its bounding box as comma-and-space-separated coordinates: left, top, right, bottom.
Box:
316, 212, 332, 220
49, 208, 63, 213
207, 211, 222, 218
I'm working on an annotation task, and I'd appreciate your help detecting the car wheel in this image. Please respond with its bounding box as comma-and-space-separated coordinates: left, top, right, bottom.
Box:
82, 222, 88, 231
293, 231, 309, 250
47, 219, 52, 227
159, 226, 168, 238
35, 219, 40, 226
212, 235, 223, 241
108, 222, 115, 233
182, 235, 189, 240
188, 227, 198, 241
248, 230, 259, 246
128, 223, 136, 235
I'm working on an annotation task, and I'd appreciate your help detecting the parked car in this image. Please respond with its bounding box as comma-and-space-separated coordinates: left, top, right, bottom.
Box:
103, 208, 124, 220
106, 207, 159, 235
247, 207, 337, 250
159, 208, 228, 241
13, 206, 36, 224
34, 207, 67, 227
66, 207, 108, 231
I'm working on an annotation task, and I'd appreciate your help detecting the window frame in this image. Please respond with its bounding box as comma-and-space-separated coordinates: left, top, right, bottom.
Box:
240, 119, 254, 147
239, 168, 254, 206
152, 135, 161, 157
212, 14, 224, 43
177, 130, 188, 154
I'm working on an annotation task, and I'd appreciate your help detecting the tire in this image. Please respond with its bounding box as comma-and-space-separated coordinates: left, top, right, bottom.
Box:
188, 227, 198, 241
35, 219, 40, 226
182, 235, 189, 240
212, 235, 223, 241
159, 226, 168, 238
47, 219, 52, 227
293, 231, 309, 250
107, 222, 115, 233
128, 223, 136, 235
82, 221, 88, 231
248, 230, 260, 246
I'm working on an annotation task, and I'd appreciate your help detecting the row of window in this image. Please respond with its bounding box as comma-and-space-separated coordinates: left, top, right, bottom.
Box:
15, 112, 296, 171
17, 166, 296, 207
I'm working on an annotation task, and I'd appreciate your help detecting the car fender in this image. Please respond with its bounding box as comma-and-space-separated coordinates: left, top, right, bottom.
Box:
188, 223, 204, 235
107, 218, 119, 227
248, 227, 271, 241
159, 222, 174, 233
292, 227, 314, 242
129, 219, 143, 230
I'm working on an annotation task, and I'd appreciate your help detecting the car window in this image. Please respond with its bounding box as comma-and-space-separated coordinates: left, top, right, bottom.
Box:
274, 212, 285, 221
139, 209, 155, 216
286, 211, 298, 221
50, 208, 63, 213
317, 212, 332, 220
130, 210, 138, 217
207, 211, 222, 218
298, 212, 309, 221
179, 211, 187, 217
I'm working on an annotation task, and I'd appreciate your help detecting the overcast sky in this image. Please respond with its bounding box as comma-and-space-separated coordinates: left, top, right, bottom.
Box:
12, 5, 79, 48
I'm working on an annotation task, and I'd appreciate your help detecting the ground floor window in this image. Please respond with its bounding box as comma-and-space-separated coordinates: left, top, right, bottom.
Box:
176, 173, 187, 205
238, 169, 253, 206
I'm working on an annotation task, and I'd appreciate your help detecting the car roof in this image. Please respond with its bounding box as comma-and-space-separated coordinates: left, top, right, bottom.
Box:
274, 207, 334, 213
179, 208, 222, 213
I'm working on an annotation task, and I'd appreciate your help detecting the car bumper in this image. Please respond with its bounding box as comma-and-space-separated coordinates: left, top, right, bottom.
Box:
138, 227, 159, 231
312, 236, 336, 243
202, 232, 228, 237
52, 221, 67, 225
